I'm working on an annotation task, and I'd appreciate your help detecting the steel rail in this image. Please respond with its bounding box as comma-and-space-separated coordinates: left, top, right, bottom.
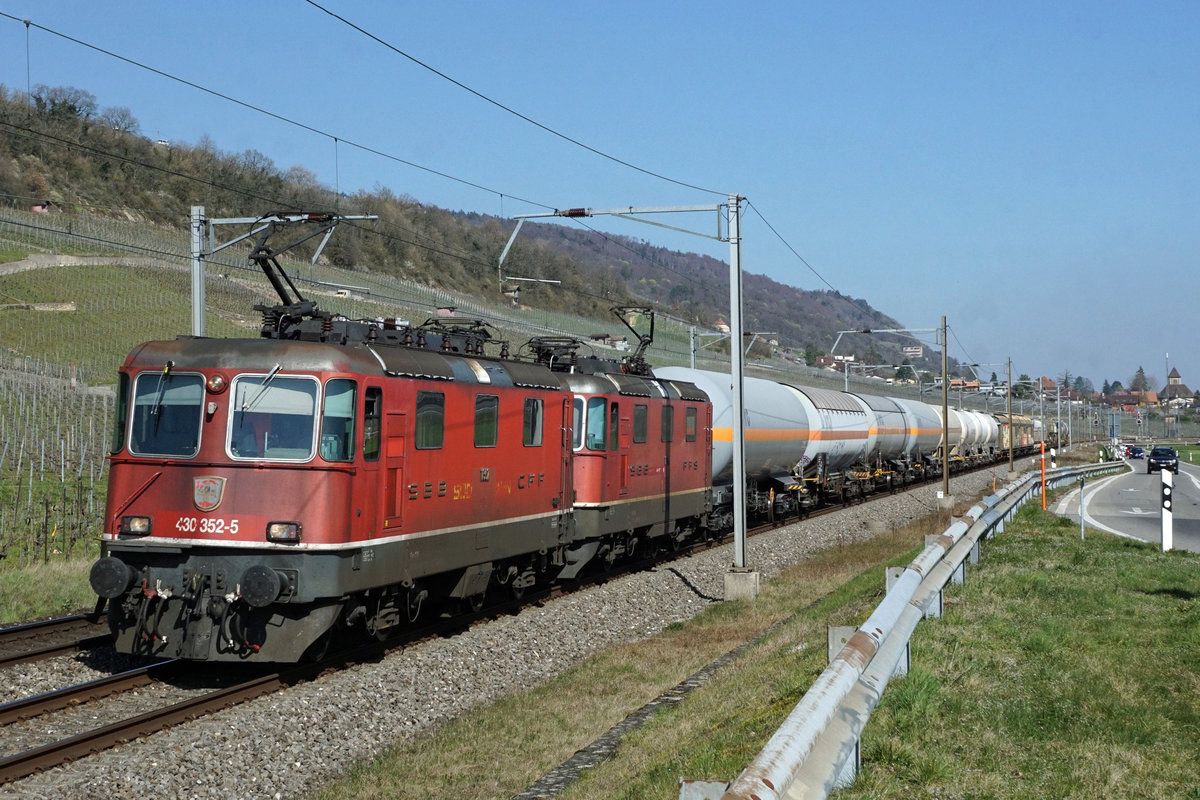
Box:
0, 613, 110, 668
0, 665, 290, 783
0, 661, 178, 726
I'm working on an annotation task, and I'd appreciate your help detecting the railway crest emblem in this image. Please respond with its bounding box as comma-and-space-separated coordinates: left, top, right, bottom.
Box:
193, 476, 226, 512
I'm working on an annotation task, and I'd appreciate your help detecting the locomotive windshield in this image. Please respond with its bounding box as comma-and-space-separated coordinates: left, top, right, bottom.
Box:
572, 396, 608, 451
229, 374, 319, 461
128, 371, 204, 457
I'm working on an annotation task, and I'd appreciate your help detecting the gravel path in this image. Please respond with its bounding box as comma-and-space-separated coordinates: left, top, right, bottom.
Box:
1, 468, 1010, 800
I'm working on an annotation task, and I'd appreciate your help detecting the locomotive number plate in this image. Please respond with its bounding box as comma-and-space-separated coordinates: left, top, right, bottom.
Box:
175, 516, 241, 535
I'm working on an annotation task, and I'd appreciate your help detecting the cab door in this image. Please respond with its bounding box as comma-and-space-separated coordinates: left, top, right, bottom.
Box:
383, 406, 406, 532
355, 385, 383, 540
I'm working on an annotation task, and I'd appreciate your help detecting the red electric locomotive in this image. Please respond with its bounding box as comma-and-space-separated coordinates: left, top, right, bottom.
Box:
89, 214, 712, 661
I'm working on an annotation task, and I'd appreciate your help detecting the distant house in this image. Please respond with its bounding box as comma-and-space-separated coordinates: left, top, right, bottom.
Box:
588, 333, 629, 351
1112, 390, 1158, 410
712, 319, 730, 334
1160, 367, 1194, 408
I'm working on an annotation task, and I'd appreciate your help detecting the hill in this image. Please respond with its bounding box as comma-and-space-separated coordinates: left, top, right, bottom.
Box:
0, 82, 937, 372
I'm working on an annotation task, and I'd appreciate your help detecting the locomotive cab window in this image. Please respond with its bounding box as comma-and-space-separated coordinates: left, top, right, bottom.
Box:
416, 391, 445, 449
608, 402, 620, 450
523, 398, 543, 446
362, 387, 382, 461
320, 379, 357, 462
228, 374, 319, 461
475, 394, 499, 447
129, 370, 204, 457
576, 396, 608, 451
110, 372, 130, 454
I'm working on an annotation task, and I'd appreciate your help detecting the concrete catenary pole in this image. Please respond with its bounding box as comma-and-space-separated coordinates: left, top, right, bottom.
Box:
1007, 357, 1014, 473
941, 315, 950, 500
190, 206, 206, 337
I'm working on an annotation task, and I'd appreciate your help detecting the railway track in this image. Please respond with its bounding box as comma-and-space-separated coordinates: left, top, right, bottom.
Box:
0, 612, 111, 668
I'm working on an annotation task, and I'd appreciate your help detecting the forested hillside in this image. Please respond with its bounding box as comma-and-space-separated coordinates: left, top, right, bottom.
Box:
0, 82, 924, 366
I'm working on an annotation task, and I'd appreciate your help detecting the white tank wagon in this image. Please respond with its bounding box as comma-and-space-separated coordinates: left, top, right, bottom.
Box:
891, 396, 943, 465
957, 409, 1000, 458
654, 367, 957, 518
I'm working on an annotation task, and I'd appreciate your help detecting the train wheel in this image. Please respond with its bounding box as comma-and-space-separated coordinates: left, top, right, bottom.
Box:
302, 628, 333, 661
466, 592, 486, 612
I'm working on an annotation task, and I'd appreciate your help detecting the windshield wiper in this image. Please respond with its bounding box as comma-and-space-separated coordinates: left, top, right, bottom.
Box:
150, 360, 174, 433
241, 363, 283, 414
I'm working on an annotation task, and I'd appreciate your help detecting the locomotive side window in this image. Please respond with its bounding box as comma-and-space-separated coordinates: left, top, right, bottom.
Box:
661, 405, 675, 443
685, 406, 698, 442
572, 398, 582, 449
523, 398, 543, 446
362, 387, 382, 461
415, 391, 445, 449
229, 375, 319, 461
110, 372, 130, 454
608, 402, 620, 451
320, 379, 357, 462
633, 404, 648, 444
474, 394, 499, 447
130, 371, 204, 457
585, 397, 606, 451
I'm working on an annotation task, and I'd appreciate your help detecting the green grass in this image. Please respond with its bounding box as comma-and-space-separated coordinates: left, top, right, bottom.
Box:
0, 263, 258, 385
0, 557, 97, 622
0, 244, 30, 264
835, 505, 1200, 799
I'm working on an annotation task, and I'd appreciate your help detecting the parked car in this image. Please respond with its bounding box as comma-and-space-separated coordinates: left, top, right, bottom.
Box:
1147, 446, 1179, 474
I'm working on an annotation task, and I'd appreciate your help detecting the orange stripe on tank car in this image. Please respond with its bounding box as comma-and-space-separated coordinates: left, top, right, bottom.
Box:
711, 428, 809, 443
909, 427, 944, 436
809, 430, 868, 441
869, 427, 906, 436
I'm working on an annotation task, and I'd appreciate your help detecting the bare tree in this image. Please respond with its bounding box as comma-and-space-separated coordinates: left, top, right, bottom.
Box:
31, 84, 98, 120
99, 105, 141, 134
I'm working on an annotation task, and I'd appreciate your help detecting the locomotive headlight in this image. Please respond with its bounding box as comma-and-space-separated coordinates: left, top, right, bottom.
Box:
266, 521, 302, 543
119, 515, 152, 536
206, 373, 228, 394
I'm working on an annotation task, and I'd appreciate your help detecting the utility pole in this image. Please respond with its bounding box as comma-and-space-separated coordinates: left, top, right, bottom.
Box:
940, 315, 951, 505
1007, 356, 1015, 473
190, 206, 206, 336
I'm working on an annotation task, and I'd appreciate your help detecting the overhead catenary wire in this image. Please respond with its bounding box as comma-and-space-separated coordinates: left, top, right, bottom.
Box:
303, 0, 727, 199
0, 11, 553, 213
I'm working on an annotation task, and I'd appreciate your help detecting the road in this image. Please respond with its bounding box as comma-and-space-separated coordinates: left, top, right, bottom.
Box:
1052, 457, 1200, 554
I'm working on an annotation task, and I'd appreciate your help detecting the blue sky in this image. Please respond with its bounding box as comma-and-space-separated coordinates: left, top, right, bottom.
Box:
1, 2, 1198, 392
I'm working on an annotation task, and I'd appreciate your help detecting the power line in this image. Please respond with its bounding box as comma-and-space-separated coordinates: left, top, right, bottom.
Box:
0, 11, 552, 212
947, 325, 975, 364
746, 200, 838, 293
303, 0, 727, 198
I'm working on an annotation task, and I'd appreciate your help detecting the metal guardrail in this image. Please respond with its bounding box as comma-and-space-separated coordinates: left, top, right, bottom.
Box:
681, 460, 1126, 800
